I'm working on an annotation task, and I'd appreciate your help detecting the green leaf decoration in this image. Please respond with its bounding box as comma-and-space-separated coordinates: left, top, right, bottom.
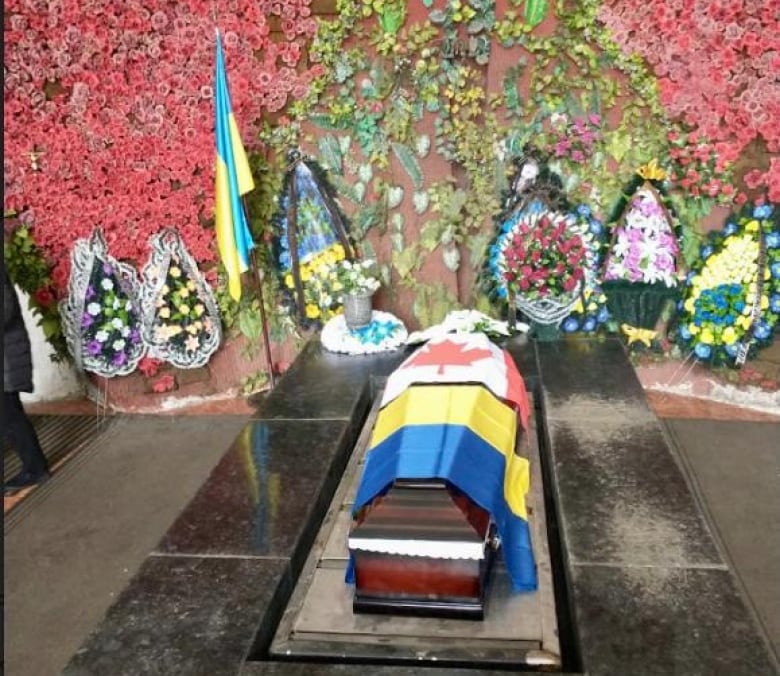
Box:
391, 231, 405, 253
354, 201, 386, 235
387, 185, 404, 209
318, 135, 343, 174
503, 74, 522, 114
393, 247, 420, 278
358, 163, 373, 183
413, 191, 430, 214
308, 113, 343, 131
605, 129, 631, 163
329, 174, 360, 203
524, 0, 548, 28
419, 221, 444, 252
238, 307, 262, 342
379, 3, 406, 35
390, 142, 423, 189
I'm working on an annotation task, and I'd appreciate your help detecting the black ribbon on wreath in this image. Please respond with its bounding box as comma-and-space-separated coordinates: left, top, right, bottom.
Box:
272, 150, 355, 327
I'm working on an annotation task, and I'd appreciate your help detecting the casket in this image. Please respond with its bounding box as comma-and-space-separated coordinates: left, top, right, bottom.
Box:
348, 480, 497, 620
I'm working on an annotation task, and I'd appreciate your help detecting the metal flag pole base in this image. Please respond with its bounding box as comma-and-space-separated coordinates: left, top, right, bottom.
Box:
249, 249, 277, 391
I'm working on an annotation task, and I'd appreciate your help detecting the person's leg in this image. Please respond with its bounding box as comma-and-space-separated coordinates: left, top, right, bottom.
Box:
3, 391, 49, 478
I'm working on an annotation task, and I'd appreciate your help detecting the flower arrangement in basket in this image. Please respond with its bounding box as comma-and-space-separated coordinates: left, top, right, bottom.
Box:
497, 202, 587, 326
601, 163, 683, 338
676, 203, 779, 366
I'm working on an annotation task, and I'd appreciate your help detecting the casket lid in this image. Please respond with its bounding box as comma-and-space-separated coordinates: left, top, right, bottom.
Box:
348, 481, 491, 560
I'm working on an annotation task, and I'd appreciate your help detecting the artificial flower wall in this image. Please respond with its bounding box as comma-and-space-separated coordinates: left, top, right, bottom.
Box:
4, 0, 321, 292
4, 0, 779, 365
598, 0, 780, 202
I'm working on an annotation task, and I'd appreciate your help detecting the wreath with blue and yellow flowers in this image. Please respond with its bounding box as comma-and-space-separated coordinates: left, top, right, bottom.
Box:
675, 203, 780, 366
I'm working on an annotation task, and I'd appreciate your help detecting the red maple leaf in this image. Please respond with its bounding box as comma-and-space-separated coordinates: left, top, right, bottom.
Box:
403, 340, 493, 375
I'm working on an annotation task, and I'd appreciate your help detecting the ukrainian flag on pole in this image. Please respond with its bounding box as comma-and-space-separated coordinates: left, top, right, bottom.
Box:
214, 31, 255, 301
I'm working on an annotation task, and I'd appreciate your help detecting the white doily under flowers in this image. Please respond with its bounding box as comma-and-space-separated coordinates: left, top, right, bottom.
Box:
321, 311, 407, 355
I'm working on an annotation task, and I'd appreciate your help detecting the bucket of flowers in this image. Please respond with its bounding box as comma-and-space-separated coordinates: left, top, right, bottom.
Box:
497, 201, 587, 339
324, 258, 381, 330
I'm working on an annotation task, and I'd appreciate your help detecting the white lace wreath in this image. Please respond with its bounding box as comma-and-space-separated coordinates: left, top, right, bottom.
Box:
321, 311, 407, 355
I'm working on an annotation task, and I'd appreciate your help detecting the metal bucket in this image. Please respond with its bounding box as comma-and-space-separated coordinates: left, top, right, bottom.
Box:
343, 293, 373, 330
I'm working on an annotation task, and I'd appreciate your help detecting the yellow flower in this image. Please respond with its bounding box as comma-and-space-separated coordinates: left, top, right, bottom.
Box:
180, 287, 190, 298
305, 303, 320, 319
745, 219, 759, 232
168, 325, 183, 337
699, 329, 714, 345
722, 327, 737, 345
284, 273, 294, 288
761, 295, 769, 309
684, 297, 696, 313
736, 315, 752, 329
688, 324, 699, 335
169, 267, 182, 278
159, 307, 171, 319
186, 280, 196, 291
179, 304, 190, 315
162, 284, 170, 295
186, 324, 198, 334
300, 267, 312, 282
194, 304, 205, 316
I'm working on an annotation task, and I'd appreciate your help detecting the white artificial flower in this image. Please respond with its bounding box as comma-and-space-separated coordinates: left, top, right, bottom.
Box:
101, 278, 114, 290
121, 326, 131, 337
113, 297, 121, 310
95, 330, 109, 343
87, 302, 101, 316
111, 317, 124, 329
112, 339, 126, 351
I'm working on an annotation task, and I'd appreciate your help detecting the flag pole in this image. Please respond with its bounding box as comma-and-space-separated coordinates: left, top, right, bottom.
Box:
242, 197, 276, 390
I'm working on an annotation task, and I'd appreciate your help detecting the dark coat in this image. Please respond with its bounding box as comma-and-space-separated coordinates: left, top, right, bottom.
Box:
4, 270, 34, 393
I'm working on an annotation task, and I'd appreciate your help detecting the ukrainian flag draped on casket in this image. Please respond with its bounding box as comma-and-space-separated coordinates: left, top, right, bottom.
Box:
347, 333, 537, 592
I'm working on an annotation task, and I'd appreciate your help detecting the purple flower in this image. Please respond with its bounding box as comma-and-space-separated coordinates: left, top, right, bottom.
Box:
129, 328, 142, 344
81, 312, 94, 329
112, 352, 127, 367
102, 262, 114, 276
85, 285, 97, 300
86, 340, 102, 356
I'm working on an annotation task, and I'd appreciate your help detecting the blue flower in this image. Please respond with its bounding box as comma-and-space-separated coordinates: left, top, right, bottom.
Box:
694, 343, 712, 360
679, 324, 692, 340
771, 295, 780, 313
771, 262, 780, 279
686, 271, 697, 285
766, 232, 780, 249
597, 306, 610, 323
754, 322, 771, 340
723, 221, 738, 236
582, 317, 597, 332
753, 205, 773, 219
576, 204, 592, 217
589, 220, 603, 236
725, 342, 740, 357
562, 317, 580, 332
700, 245, 714, 259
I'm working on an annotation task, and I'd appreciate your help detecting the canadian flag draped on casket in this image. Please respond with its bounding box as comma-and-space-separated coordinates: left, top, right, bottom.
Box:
346, 333, 537, 619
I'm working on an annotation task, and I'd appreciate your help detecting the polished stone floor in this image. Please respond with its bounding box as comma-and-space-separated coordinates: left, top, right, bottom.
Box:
4, 337, 779, 676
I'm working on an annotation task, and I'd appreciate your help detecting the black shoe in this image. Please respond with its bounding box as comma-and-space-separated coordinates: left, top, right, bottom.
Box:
3, 470, 51, 495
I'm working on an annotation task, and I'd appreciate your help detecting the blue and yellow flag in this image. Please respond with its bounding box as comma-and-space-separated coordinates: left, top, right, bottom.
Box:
214, 32, 255, 301
348, 383, 537, 592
